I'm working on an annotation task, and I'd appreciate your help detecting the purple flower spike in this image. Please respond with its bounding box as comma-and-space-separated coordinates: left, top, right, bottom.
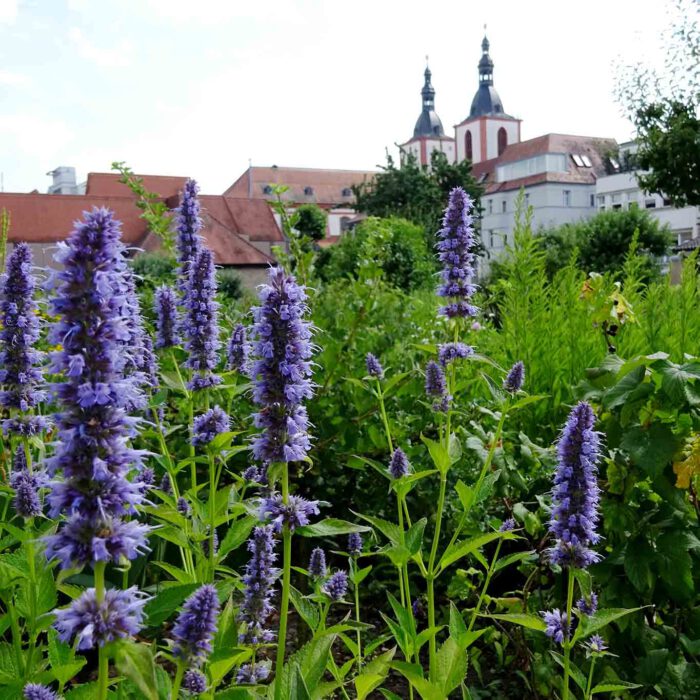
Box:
309, 547, 327, 577
177, 497, 190, 516
160, 473, 173, 495
239, 525, 278, 645
226, 323, 251, 374
499, 518, 516, 532
183, 669, 207, 694
237, 662, 271, 684
172, 584, 220, 665
154, 285, 181, 348
23, 684, 60, 700
0, 243, 46, 433
54, 586, 149, 650
323, 570, 348, 601
425, 360, 451, 413
436, 187, 479, 319
348, 532, 363, 557
365, 353, 384, 379
576, 592, 598, 616
259, 493, 319, 533
250, 267, 314, 464
192, 405, 230, 446
176, 179, 203, 294
201, 527, 219, 558
541, 609, 569, 645
438, 342, 473, 367
11, 448, 43, 519
389, 448, 410, 479
504, 361, 525, 394
586, 634, 607, 653
184, 247, 221, 391
548, 401, 602, 569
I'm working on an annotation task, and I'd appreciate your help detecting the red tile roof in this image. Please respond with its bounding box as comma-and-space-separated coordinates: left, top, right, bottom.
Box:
225, 166, 376, 206
86, 172, 189, 198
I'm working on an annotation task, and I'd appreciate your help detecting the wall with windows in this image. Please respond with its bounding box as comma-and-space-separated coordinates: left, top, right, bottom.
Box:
400, 137, 455, 167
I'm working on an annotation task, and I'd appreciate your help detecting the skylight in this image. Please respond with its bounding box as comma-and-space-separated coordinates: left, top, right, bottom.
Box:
571, 154, 584, 167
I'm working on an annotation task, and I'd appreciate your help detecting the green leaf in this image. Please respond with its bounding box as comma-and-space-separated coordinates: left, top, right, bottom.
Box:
48, 629, 86, 685
355, 673, 386, 700
659, 361, 700, 403
624, 538, 655, 592
271, 634, 336, 699
590, 681, 642, 693
208, 646, 249, 686
405, 518, 427, 556
439, 531, 512, 572
573, 608, 643, 642
296, 519, 371, 538
603, 365, 646, 409
152, 561, 194, 584
507, 394, 548, 412
494, 550, 536, 573
549, 651, 586, 691
656, 532, 694, 601
350, 565, 372, 586
113, 639, 158, 700
218, 516, 257, 557
435, 637, 467, 694
354, 512, 402, 545
421, 434, 451, 474
144, 584, 198, 627
620, 423, 678, 478
485, 613, 547, 632
392, 661, 447, 700
290, 586, 319, 632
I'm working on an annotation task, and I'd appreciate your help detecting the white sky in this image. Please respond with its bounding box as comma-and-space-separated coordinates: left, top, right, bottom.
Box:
0, 0, 673, 194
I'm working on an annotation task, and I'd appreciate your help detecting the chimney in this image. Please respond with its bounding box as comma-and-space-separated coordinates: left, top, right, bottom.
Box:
46, 167, 78, 195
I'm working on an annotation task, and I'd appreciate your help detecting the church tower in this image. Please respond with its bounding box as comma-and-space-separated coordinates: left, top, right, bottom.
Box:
455, 35, 521, 164
399, 63, 455, 167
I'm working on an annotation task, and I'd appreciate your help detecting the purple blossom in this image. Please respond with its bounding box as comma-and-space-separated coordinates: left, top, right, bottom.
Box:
323, 571, 348, 601
176, 179, 203, 294
23, 684, 60, 700
365, 353, 384, 379
576, 592, 598, 616
0, 243, 46, 433
586, 635, 607, 653
11, 448, 43, 519
154, 285, 181, 348
259, 493, 319, 532
177, 497, 191, 516
202, 527, 219, 558
309, 547, 327, 577
141, 467, 155, 490
184, 247, 221, 391
250, 267, 314, 464
541, 609, 569, 645
226, 323, 251, 374
389, 448, 410, 479
160, 473, 173, 495
54, 586, 149, 650
43, 208, 148, 570
348, 532, 363, 557
238, 525, 278, 645
242, 464, 268, 483
438, 342, 473, 367
436, 187, 479, 319
183, 669, 207, 694
499, 518, 516, 532
237, 662, 271, 684
172, 584, 220, 665
192, 405, 230, 446
549, 402, 602, 569
503, 361, 525, 394
425, 360, 451, 413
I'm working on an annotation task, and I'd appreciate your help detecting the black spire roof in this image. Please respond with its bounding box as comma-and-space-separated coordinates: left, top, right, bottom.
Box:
469, 35, 509, 118
413, 65, 445, 137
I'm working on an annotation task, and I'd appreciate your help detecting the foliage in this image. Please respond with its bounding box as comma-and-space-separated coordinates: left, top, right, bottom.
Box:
294, 203, 327, 242
352, 150, 484, 235
131, 251, 177, 290
216, 268, 244, 302
316, 216, 435, 292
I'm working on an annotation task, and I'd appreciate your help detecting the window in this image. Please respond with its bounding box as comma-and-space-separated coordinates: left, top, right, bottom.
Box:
524, 193, 530, 205
502, 200, 507, 213
341, 187, 352, 197
581, 154, 592, 167
563, 189, 571, 207
590, 194, 595, 207
262, 184, 273, 195
304, 186, 314, 196
340, 216, 352, 233
497, 127, 508, 156
489, 230, 495, 248
478, 172, 488, 184
571, 154, 584, 167
662, 197, 672, 207
612, 203, 622, 210
645, 198, 656, 209
465, 130, 473, 161
496, 154, 567, 182
596, 195, 605, 210
487, 199, 493, 214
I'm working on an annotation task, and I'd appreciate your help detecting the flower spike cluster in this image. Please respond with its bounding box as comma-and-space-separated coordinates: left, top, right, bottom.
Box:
154, 285, 181, 348
23, 684, 60, 700
226, 323, 251, 374
176, 179, 203, 293
250, 267, 314, 463
503, 360, 525, 394
309, 547, 327, 577
548, 401, 602, 568
0, 242, 47, 435
184, 247, 221, 390
323, 570, 348, 601
436, 187, 479, 319
365, 353, 384, 379
425, 360, 451, 413
192, 405, 230, 446
171, 584, 220, 665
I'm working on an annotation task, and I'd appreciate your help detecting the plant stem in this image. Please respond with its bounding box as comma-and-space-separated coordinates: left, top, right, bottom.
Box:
562, 567, 575, 700
351, 558, 362, 673
171, 661, 184, 699
274, 464, 291, 700
95, 561, 109, 700
208, 451, 217, 582
427, 475, 447, 683
467, 540, 502, 632
585, 657, 597, 700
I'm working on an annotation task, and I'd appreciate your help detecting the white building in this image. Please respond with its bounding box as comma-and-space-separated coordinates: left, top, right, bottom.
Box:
595, 141, 700, 247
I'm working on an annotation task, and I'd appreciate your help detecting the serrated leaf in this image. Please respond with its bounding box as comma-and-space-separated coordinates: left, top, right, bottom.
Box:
435, 637, 467, 694
354, 512, 402, 545
218, 515, 257, 557
355, 673, 386, 700
296, 519, 371, 538
439, 531, 513, 572
550, 651, 586, 691
485, 613, 547, 632
573, 608, 643, 642
144, 584, 198, 627
290, 586, 319, 632
590, 681, 643, 693
113, 639, 158, 700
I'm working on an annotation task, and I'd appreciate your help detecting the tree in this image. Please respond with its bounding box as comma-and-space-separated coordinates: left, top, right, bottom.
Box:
294, 204, 327, 241
352, 150, 483, 234
616, 0, 700, 206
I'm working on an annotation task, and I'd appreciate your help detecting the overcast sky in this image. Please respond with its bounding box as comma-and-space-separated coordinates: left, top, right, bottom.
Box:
0, 0, 673, 195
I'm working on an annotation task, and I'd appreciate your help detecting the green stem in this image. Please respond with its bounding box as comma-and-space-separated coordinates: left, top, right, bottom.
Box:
467, 540, 502, 632
23, 520, 38, 681
585, 657, 597, 700
562, 567, 575, 700
188, 398, 197, 492
171, 661, 185, 699
7, 596, 24, 675
376, 379, 394, 454
427, 475, 447, 683
351, 558, 362, 673
208, 452, 217, 582
274, 465, 291, 700
95, 562, 109, 700
318, 601, 330, 632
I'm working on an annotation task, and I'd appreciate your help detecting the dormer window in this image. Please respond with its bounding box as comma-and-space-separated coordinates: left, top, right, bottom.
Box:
304, 186, 314, 196
342, 187, 352, 197
262, 184, 273, 195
